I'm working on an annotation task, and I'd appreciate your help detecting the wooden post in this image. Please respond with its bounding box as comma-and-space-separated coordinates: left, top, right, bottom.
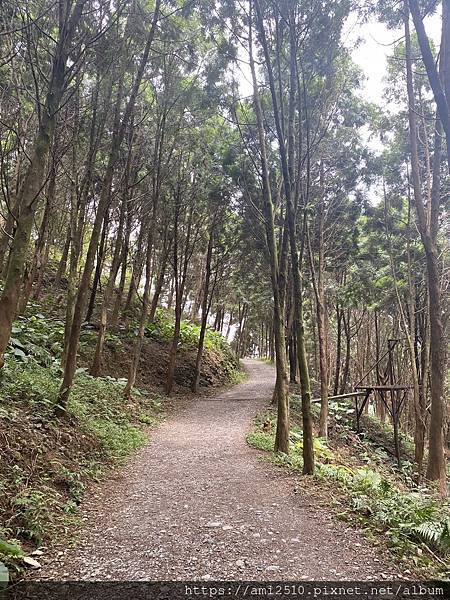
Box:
391, 390, 402, 468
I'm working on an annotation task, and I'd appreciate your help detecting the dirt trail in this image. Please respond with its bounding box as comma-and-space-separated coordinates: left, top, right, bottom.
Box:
40, 359, 397, 581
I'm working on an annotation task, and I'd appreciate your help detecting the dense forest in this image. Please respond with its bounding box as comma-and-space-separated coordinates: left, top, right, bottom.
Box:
0, 0, 449, 587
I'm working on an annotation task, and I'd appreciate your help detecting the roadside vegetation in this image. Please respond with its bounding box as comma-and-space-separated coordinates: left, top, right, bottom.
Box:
247, 395, 450, 579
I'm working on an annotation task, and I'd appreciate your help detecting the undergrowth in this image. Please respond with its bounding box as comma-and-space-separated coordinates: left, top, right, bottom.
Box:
247, 411, 450, 578
144, 308, 233, 354
0, 360, 164, 577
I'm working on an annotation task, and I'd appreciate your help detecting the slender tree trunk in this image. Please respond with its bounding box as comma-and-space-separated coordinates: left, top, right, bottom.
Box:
166, 298, 181, 395
0, 0, 87, 367
386, 179, 424, 474
149, 235, 171, 322
123, 209, 157, 398
192, 216, 218, 393
405, 3, 446, 492
340, 310, 351, 395
124, 220, 146, 315
55, 225, 71, 285
90, 184, 128, 375
85, 209, 109, 323
58, 0, 161, 409
334, 304, 342, 395
111, 202, 132, 327
0, 206, 17, 275
249, 9, 289, 452
408, 0, 450, 168
20, 153, 57, 312
307, 178, 329, 438
254, 0, 314, 470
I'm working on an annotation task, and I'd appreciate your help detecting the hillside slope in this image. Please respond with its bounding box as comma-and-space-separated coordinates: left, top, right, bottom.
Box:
0, 295, 241, 579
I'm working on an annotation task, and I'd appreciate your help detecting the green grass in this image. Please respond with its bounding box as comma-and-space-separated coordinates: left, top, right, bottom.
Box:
259, 357, 275, 365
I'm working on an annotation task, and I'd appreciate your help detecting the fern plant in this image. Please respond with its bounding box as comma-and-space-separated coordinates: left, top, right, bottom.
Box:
414, 518, 450, 553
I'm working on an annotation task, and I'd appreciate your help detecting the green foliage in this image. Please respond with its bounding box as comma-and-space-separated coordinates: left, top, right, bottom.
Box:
68, 373, 152, 460
229, 368, 247, 385
12, 487, 63, 544
139, 413, 159, 425
292, 433, 334, 462
6, 309, 65, 366
144, 307, 230, 352
4, 308, 118, 370
0, 361, 58, 412
327, 400, 355, 425
56, 466, 86, 502
84, 419, 145, 460
247, 430, 275, 453
316, 462, 449, 561
0, 539, 22, 558
0, 361, 163, 563
413, 519, 450, 553
142, 308, 238, 381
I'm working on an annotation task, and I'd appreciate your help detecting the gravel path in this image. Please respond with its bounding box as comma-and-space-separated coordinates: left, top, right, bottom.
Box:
40, 359, 397, 581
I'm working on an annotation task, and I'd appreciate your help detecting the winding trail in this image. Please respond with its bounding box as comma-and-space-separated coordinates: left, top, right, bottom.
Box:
41, 359, 397, 581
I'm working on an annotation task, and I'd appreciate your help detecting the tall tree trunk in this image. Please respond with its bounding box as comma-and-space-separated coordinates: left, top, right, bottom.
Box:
408, 0, 450, 168
0, 0, 87, 367
20, 152, 57, 313
340, 310, 351, 395
111, 201, 132, 328
85, 209, 109, 323
58, 0, 161, 409
249, 9, 289, 452
90, 183, 128, 375
405, 3, 446, 493
386, 179, 424, 475
307, 177, 329, 438
334, 304, 342, 396
123, 206, 157, 398
55, 225, 71, 285
149, 233, 171, 322
124, 219, 146, 315
124, 107, 168, 397
254, 0, 314, 470
192, 216, 218, 393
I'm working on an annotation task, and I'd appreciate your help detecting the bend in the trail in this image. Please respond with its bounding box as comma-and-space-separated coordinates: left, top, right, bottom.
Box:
40, 359, 397, 581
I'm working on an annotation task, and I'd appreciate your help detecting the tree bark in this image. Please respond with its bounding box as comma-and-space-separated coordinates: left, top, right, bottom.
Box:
405, 2, 446, 493
249, 8, 290, 453
254, 0, 314, 470
0, 0, 87, 368
85, 209, 109, 323
408, 0, 450, 168
192, 221, 216, 393
58, 0, 161, 410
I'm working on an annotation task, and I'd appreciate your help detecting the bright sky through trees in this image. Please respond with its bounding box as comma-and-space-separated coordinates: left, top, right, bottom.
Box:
347, 11, 441, 104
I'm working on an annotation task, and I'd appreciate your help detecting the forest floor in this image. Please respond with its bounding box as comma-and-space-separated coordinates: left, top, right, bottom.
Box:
36, 359, 401, 581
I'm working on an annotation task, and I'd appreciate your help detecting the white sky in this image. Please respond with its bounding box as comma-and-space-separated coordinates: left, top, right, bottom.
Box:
347, 11, 442, 106
235, 11, 442, 111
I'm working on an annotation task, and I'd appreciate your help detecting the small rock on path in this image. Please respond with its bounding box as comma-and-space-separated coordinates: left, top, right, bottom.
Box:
39, 359, 398, 581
